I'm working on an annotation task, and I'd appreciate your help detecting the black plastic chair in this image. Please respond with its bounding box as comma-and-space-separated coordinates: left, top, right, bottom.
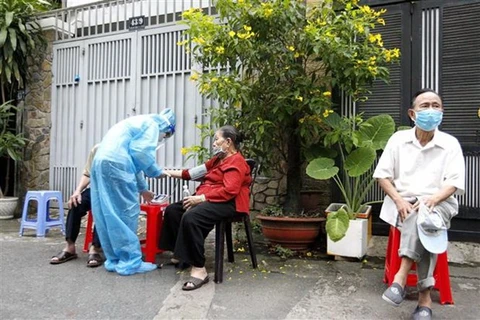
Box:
214, 159, 258, 283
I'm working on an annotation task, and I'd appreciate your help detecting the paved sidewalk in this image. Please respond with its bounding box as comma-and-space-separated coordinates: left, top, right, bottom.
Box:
1, 218, 479, 320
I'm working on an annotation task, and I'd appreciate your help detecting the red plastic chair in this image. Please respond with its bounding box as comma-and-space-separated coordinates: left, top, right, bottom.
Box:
138, 203, 167, 263
383, 226, 454, 304
82, 203, 167, 263
82, 211, 94, 253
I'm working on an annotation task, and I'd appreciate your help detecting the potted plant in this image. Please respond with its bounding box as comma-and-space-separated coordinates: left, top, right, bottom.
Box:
256, 205, 325, 250
0, 0, 50, 218
177, 0, 400, 248
0, 101, 28, 219
306, 112, 395, 258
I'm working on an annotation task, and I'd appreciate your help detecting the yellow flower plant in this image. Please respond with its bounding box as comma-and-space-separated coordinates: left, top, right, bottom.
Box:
177, 0, 400, 213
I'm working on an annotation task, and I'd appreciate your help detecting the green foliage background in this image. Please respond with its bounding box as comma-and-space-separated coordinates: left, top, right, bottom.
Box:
0, 0, 51, 197
175, 0, 399, 213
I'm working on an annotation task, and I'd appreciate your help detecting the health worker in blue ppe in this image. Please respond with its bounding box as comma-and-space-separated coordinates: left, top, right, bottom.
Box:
90, 108, 176, 276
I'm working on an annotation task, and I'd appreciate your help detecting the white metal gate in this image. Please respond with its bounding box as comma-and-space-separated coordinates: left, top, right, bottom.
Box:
50, 24, 205, 201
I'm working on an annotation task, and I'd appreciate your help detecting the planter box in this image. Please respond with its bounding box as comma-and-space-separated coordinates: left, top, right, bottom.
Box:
325, 202, 373, 241
327, 218, 368, 259
325, 203, 372, 219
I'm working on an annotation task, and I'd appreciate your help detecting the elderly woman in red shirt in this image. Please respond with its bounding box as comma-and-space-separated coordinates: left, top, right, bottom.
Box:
159, 125, 252, 291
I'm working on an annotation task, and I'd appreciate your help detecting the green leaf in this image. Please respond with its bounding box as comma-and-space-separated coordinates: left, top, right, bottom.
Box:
18, 22, 26, 34
344, 147, 376, 177
326, 208, 350, 242
5, 12, 14, 28
8, 28, 17, 51
323, 111, 342, 129
12, 62, 21, 82
5, 64, 12, 82
18, 37, 27, 54
357, 114, 395, 150
0, 28, 7, 47
306, 157, 339, 180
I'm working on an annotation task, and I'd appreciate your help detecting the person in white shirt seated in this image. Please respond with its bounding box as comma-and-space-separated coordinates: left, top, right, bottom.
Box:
373, 89, 465, 320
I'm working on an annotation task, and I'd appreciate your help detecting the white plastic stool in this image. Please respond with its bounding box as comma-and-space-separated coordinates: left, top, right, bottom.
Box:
19, 191, 65, 237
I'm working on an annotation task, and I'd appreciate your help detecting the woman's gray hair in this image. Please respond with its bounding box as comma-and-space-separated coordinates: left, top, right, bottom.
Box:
218, 125, 244, 150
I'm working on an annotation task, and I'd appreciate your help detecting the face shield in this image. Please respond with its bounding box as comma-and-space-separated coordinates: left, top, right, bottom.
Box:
156, 135, 166, 151
156, 116, 176, 151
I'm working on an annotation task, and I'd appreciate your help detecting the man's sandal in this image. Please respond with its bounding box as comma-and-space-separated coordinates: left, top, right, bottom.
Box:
87, 253, 104, 268
50, 251, 78, 265
182, 276, 210, 291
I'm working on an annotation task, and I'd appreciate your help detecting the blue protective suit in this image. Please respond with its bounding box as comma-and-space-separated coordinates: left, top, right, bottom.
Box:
90, 109, 175, 275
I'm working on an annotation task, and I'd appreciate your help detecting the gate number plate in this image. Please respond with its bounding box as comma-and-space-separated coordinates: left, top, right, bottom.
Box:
128, 15, 146, 30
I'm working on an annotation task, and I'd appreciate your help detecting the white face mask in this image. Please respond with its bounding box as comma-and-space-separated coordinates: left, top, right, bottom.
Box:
212, 139, 227, 157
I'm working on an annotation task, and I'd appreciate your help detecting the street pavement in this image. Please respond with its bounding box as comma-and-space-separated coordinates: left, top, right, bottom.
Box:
1, 218, 479, 320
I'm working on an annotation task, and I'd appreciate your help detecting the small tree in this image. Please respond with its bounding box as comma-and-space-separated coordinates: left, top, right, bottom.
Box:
0, 0, 51, 197
179, 0, 400, 213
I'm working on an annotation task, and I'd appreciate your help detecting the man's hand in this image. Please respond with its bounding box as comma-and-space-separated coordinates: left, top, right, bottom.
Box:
142, 190, 155, 203
420, 195, 440, 212
68, 191, 82, 209
394, 197, 418, 222
183, 195, 205, 210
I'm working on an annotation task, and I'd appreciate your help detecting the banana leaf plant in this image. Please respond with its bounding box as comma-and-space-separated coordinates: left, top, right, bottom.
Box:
306, 113, 395, 242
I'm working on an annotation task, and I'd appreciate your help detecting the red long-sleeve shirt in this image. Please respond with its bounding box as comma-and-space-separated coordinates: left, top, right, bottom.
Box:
181, 153, 252, 214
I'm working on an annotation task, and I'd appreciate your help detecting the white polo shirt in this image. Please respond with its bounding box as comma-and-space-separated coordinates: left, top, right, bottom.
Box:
373, 128, 465, 226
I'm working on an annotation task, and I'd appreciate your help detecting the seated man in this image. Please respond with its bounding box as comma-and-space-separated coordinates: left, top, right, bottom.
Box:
50, 144, 103, 267
373, 89, 465, 320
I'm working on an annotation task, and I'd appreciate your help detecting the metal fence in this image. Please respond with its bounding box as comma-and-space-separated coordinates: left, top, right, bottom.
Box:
38, 0, 216, 42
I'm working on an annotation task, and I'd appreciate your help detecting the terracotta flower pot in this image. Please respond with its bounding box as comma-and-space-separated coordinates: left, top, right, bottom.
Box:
257, 215, 326, 250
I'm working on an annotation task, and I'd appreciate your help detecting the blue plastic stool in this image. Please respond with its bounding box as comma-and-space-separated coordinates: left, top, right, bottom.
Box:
19, 191, 65, 237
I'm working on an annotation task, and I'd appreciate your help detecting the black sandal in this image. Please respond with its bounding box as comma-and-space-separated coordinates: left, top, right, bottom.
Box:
87, 253, 104, 268
182, 276, 210, 291
50, 251, 78, 265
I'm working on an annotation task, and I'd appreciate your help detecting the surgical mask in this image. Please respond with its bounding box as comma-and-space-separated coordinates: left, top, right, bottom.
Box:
212, 140, 227, 157
413, 109, 443, 132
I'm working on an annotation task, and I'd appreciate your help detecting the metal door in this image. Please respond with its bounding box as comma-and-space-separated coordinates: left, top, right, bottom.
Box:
50, 24, 206, 201
416, 0, 480, 240
50, 41, 84, 199
359, 0, 480, 241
